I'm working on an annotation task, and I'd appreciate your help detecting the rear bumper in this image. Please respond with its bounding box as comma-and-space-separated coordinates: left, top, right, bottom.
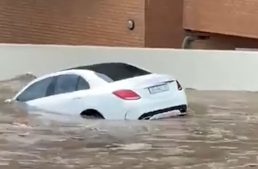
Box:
124, 90, 188, 120
138, 104, 187, 120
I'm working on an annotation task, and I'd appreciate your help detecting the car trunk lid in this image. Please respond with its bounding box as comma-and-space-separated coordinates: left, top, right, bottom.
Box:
109, 74, 179, 99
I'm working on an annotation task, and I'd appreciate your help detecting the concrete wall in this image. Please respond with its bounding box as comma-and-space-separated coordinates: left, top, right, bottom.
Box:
1, 44, 258, 91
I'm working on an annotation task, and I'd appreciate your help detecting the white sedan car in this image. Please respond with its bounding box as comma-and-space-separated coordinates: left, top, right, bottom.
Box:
8, 62, 188, 120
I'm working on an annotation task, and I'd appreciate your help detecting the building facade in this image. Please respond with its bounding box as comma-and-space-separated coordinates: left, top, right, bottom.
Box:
183, 0, 258, 50
0, 0, 183, 48
0, 0, 257, 49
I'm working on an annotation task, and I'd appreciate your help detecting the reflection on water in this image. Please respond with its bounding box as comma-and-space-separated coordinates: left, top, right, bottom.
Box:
1, 75, 258, 168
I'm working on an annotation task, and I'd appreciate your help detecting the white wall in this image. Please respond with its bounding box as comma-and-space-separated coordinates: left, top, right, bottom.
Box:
0, 44, 258, 91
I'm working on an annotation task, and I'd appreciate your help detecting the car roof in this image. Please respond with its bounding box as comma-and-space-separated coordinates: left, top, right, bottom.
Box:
66, 62, 151, 81
66, 62, 137, 71
27, 62, 150, 86
30, 62, 133, 82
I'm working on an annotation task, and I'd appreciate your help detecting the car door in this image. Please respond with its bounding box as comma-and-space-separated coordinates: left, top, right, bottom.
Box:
27, 74, 91, 115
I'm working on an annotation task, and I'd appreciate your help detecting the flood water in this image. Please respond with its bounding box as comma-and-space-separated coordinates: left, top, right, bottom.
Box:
1, 75, 258, 169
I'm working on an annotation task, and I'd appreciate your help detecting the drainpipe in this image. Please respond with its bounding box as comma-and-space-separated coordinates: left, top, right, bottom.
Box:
181, 35, 198, 49
181, 34, 210, 49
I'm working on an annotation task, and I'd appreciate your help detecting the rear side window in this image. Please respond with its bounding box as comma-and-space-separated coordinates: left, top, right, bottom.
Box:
16, 77, 53, 102
77, 77, 90, 90
54, 74, 90, 95
54, 75, 78, 94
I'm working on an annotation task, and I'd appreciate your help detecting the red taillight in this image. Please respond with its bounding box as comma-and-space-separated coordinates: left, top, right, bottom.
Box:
113, 90, 141, 100
176, 80, 183, 90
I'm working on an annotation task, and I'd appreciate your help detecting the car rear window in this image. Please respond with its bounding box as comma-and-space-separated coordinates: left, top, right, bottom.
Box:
70, 63, 151, 82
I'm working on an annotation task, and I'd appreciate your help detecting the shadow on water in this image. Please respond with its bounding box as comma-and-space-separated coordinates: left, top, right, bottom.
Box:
0, 75, 258, 168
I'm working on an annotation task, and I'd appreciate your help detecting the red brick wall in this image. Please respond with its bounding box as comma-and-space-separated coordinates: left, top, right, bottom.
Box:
190, 33, 258, 50
183, 0, 258, 39
0, 0, 145, 47
145, 0, 184, 48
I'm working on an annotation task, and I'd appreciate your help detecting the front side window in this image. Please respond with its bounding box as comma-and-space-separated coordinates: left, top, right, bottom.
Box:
16, 77, 53, 102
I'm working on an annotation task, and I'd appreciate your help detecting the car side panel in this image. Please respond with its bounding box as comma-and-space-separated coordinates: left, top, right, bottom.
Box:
25, 90, 127, 119
25, 93, 86, 116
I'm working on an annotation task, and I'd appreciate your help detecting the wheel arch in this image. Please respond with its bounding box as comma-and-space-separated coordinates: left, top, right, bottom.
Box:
80, 109, 105, 119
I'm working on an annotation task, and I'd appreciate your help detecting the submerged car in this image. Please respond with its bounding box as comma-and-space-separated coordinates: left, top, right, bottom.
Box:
8, 62, 188, 120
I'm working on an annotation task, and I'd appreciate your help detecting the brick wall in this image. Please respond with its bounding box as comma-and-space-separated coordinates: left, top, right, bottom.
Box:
190, 33, 258, 50
183, 0, 258, 39
145, 0, 184, 48
0, 0, 145, 47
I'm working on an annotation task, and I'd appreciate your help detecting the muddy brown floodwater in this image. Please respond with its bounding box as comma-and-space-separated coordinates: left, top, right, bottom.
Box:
1, 75, 258, 169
